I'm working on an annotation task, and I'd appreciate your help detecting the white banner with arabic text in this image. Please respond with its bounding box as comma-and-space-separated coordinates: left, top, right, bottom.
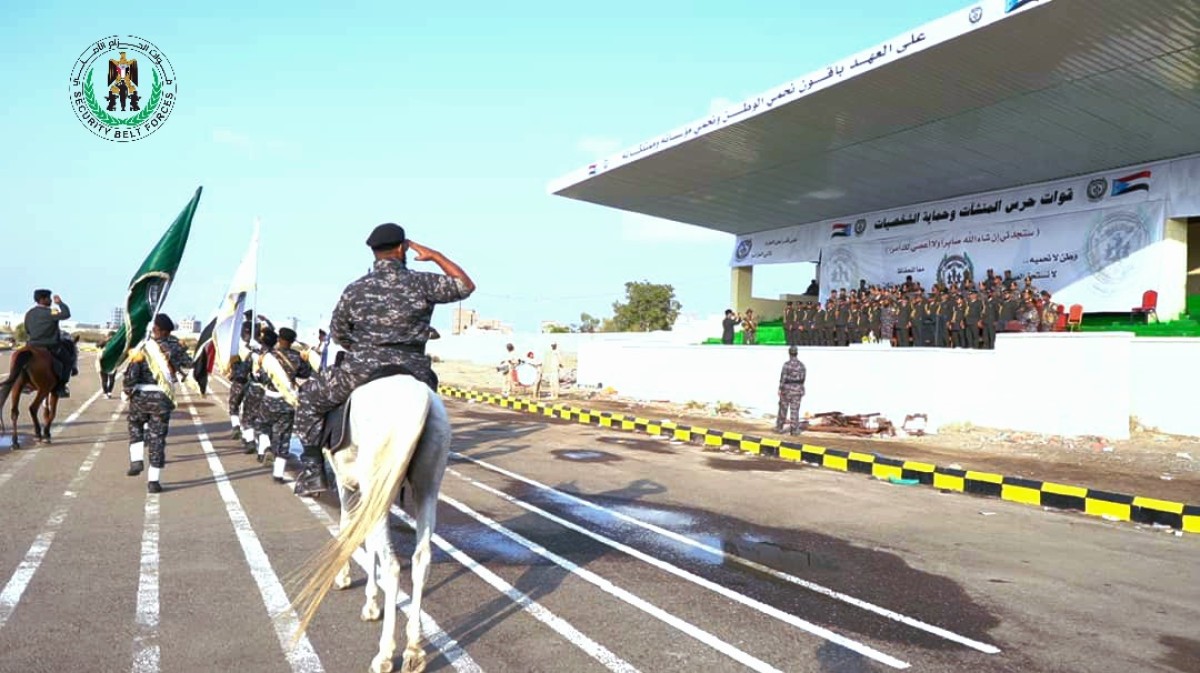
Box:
818, 202, 1165, 312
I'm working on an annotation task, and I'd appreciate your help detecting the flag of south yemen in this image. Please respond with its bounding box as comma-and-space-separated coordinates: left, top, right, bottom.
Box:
100, 186, 202, 374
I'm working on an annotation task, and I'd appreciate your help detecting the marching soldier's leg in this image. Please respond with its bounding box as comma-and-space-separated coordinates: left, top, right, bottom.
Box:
228, 381, 245, 440
146, 401, 171, 493
127, 400, 148, 476
271, 407, 294, 484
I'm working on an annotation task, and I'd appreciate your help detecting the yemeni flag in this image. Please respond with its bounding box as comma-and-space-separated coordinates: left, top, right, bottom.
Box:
100, 187, 203, 375
192, 221, 259, 395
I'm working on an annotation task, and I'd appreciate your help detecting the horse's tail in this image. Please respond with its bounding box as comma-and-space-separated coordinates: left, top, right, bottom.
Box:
290, 376, 432, 642
0, 350, 34, 409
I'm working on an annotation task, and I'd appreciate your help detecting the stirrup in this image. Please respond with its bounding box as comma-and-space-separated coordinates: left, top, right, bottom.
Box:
293, 460, 329, 497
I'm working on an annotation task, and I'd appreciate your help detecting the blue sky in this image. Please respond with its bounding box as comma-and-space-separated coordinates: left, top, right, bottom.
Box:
0, 0, 968, 334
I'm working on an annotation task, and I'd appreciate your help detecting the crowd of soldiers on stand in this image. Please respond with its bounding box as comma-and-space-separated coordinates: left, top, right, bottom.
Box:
732, 269, 1062, 349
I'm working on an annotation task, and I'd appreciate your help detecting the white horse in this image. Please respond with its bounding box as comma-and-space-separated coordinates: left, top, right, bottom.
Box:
292, 375, 451, 673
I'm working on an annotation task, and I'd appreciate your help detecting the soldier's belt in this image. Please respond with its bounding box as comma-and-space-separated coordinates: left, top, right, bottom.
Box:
371, 342, 426, 354
132, 384, 163, 393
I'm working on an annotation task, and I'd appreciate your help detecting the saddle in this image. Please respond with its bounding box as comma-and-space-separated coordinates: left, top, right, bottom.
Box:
318, 364, 417, 452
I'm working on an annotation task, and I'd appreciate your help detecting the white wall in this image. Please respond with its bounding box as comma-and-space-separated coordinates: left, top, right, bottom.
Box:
1129, 338, 1200, 436
576, 332, 1139, 439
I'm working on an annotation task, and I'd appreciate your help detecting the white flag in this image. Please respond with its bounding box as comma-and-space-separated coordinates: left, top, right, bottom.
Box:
210, 220, 259, 376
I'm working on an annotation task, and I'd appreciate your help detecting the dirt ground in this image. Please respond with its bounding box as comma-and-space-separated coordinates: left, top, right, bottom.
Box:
436, 358, 1200, 504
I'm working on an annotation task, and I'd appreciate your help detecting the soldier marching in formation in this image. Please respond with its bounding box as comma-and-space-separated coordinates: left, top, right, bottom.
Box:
124, 314, 192, 493
255, 326, 313, 483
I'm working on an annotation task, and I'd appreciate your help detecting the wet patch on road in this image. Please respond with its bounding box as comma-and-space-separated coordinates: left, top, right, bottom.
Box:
550, 449, 621, 463
705, 455, 806, 472
1159, 635, 1200, 673
594, 435, 677, 455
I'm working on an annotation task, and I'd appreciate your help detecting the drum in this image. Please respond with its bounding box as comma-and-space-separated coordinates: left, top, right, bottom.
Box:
515, 362, 539, 387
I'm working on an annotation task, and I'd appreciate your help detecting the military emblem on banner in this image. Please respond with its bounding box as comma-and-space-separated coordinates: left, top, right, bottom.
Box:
735, 239, 753, 261
1086, 178, 1108, 202
853, 218, 868, 236
937, 252, 975, 287
826, 247, 860, 289
1085, 210, 1151, 286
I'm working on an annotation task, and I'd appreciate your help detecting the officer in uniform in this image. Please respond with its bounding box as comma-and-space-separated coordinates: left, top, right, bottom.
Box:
782, 301, 798, 346
256, 327, 312, 482
292, 223, 475, 497
239, 325, 268, 453
227, 321, 254, 440
775, 346, 807, 435
124, 314, 191, 493
23, 290, 76, 397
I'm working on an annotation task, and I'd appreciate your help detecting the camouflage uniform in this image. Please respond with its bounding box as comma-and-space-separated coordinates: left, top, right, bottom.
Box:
775, 349, 807, 434
294, 257, 472, 448
227, 355, 251, 434
124, 333, 191, 481
261, 345, 312, 459
240, 361, 266, 451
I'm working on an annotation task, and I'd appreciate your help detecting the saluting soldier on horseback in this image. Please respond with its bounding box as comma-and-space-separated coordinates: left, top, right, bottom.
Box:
291, 222, 475, 497
23, 289, 78, 398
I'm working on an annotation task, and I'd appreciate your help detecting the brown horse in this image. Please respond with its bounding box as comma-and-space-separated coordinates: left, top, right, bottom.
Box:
0, 346, 63, 449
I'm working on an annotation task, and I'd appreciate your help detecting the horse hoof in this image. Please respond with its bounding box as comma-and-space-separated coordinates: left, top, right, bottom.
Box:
400, 647, 425, 673
334, 573, 353, 590
371, 655, 395, 673
360, 602, 381, 622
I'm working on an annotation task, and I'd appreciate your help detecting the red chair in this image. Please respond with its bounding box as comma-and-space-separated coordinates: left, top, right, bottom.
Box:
1131, 290, 1158, 324
1067, 304, 1083, 331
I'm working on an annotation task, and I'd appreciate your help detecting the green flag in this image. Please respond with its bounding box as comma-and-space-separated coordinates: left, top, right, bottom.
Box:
100, 186, 203, 374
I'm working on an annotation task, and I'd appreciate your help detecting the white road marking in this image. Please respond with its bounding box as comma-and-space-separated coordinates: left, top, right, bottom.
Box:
388, 504, 640, 673
0, 390, 103, 490
0, 405, 122, 631
132, 493, 161, 673
429, 496, 801, 673
450, 470, 911, 668
453, 453, 1001, 654
185, 400, 326, 673
293, 496, 484, 673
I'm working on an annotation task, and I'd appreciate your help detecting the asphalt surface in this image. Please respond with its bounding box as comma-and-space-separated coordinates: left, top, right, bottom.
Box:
0, 353, 1196, 673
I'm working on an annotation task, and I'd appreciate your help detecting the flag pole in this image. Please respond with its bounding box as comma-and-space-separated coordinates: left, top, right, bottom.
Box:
250, 217, 261, 345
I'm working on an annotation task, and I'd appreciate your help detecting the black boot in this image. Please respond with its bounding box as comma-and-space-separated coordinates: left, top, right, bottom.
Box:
127, 460, 144, 476
57, 383, 70, 398
294, 451, 330, 497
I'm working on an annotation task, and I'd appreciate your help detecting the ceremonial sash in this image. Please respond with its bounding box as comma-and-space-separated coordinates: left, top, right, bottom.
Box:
261, 351, 299, 408
142, 338, 176, 404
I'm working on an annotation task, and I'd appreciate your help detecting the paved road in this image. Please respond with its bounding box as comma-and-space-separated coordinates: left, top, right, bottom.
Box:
0, 354, 1196, 673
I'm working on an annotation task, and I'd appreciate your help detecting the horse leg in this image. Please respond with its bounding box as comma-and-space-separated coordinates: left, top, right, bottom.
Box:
29, 392, 46, 444
360, 519, 384, 623
333, 480, 355, 590
402, 398, 452, 673
41, 395, 58, 443
371, 519, 400, 673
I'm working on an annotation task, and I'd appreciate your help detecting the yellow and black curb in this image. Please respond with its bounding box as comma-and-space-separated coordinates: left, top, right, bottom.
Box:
438, 386, 1199, 534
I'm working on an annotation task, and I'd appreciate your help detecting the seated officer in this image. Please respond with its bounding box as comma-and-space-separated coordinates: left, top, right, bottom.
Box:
23, 289, 76, 397
291, 223, 475, 497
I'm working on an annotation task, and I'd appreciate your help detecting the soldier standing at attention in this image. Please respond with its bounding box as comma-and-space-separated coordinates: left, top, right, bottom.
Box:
782, 301, 798, 346
292, 223, 475, 497
741, 308, 757, 345
775, 346, 807, 435
124, 314, 192, 493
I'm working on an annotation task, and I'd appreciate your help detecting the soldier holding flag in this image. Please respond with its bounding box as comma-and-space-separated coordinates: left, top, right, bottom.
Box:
124, 314, 191, 493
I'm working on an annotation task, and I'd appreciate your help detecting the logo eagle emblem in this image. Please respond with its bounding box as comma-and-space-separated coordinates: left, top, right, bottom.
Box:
106, 51, 140, 112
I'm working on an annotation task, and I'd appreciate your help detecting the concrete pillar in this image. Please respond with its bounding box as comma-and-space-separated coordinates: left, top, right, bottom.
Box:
1158, 218, 1188, 321
730, 266, 753, 311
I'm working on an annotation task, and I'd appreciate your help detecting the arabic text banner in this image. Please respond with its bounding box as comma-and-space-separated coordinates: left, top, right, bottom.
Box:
818, 202, 1165, 312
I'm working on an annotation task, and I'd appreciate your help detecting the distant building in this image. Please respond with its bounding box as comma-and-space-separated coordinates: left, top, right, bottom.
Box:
451, 307, 512, 335
106, 306, 125, 330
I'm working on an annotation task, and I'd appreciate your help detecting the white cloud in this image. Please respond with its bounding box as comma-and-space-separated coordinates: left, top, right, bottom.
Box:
576, 136, 623, 159
619, 213, 733, 244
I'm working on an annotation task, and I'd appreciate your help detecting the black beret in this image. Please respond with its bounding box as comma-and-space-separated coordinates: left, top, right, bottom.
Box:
154, 313, 175, 332
278, 327, 296, 342
259, 328, 278, 348
366, 223, 406, 249
34, 289, 51, 301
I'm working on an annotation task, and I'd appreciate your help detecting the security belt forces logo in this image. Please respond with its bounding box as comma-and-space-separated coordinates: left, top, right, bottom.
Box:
70, 36, 177, 142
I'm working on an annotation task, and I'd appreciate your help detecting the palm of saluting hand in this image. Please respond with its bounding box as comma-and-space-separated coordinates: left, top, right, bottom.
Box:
407, 241, 436, 262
